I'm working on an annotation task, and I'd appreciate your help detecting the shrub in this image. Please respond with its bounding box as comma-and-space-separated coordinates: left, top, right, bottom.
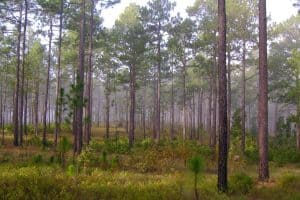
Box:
57, 136, 72, 168
188, 155, 205, 200
27, 136, 42, 146
31, 154, 43, 164
229, 172, 253, 194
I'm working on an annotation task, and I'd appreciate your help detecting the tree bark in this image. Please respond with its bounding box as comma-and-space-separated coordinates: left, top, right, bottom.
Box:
183, 61, 187, 140
227, 47, 231, 148
105, 82, 110, 139
19, 0, 28, 146
217, 0, 228, 192
55, 0, 64, 146
43, 19, 53, 146
85, 0, 94, 145
155, 21, 162, 141
258, 0, 269, 181
207, 80, 212, 145
74, 0, 86, 154
129, 64, 136, 148
13, 2, 23, 146
241, 39, 246, 153
198, 89, 203, 143
171, 61, 175, 139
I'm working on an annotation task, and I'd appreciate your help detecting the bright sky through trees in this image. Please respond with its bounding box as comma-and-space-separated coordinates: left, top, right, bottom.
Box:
101, 0, 298, 27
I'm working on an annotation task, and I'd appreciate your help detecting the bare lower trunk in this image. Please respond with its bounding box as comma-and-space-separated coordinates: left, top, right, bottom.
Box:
155, 22, 162, 141
129, 65, 136, 148
24, 79, 28, 136
258, 0, 269, 181
105, 87, 110, 139
171, 63, 175, 139
217, 0, 228, 192
55, 0, 64, 146
227, 49, 231, 148
183, 63, 186, 140
13, 3, 23, 146
43, 19, 53, 146
207, 81, 212, 145
74, 0, 86, 154
85, 0, 94, 145
241, 39, 246, 154
19, 0, 28, 146
198, 89, 203, 143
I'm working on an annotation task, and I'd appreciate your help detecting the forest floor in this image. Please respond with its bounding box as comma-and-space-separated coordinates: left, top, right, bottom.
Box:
0, 127, 300, 200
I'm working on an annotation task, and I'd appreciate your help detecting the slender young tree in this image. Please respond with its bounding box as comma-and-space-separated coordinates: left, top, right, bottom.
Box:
217, 0, 228, 192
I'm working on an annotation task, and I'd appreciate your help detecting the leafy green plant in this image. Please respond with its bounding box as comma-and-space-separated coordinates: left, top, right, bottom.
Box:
66, 164, 76, 176
229, 172, 253, 194
31, 154, 43, 164
57, 136, 72, 168
188, 155, 204, 200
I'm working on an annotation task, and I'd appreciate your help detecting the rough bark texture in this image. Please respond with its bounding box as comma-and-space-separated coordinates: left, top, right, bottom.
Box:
297, 105, 300, 151
74, 0, 86, 154
85, 0, 94, 145
241, 39, 246, 153
13, 3, 23, 146
217, 0, 228, 192
43, 19, 53, 146
155, 21, 162, 141
207, 80, 212, 144
105, 85, 110, 139
19, 0, 28, 146
198, 89, 203, 143
258, 0, 269, 181
183, 62, 186, 140
129, 65, 136, 148
55, 0, 64, 146
211, 45, 217, 148
171, 63, 175, 139
227, 47, 231, 148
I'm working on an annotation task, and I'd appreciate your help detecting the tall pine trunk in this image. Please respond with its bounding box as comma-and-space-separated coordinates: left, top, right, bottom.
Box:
217, 0, 228, 192
258, 0, 269, 181
74, 0, 86, 154
241, 39, 246, 153
129, 64, 136, 148
19, 0, 28, 146
13, 3, 23, 146
85, 0, 94, 145
227, 47, 231, 148
55, 0, 64, 146
43, 19, 53, 146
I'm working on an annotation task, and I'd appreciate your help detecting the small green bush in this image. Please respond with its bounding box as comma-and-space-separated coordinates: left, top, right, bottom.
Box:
31, 154, 43, 164
229, 172, 253, 194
